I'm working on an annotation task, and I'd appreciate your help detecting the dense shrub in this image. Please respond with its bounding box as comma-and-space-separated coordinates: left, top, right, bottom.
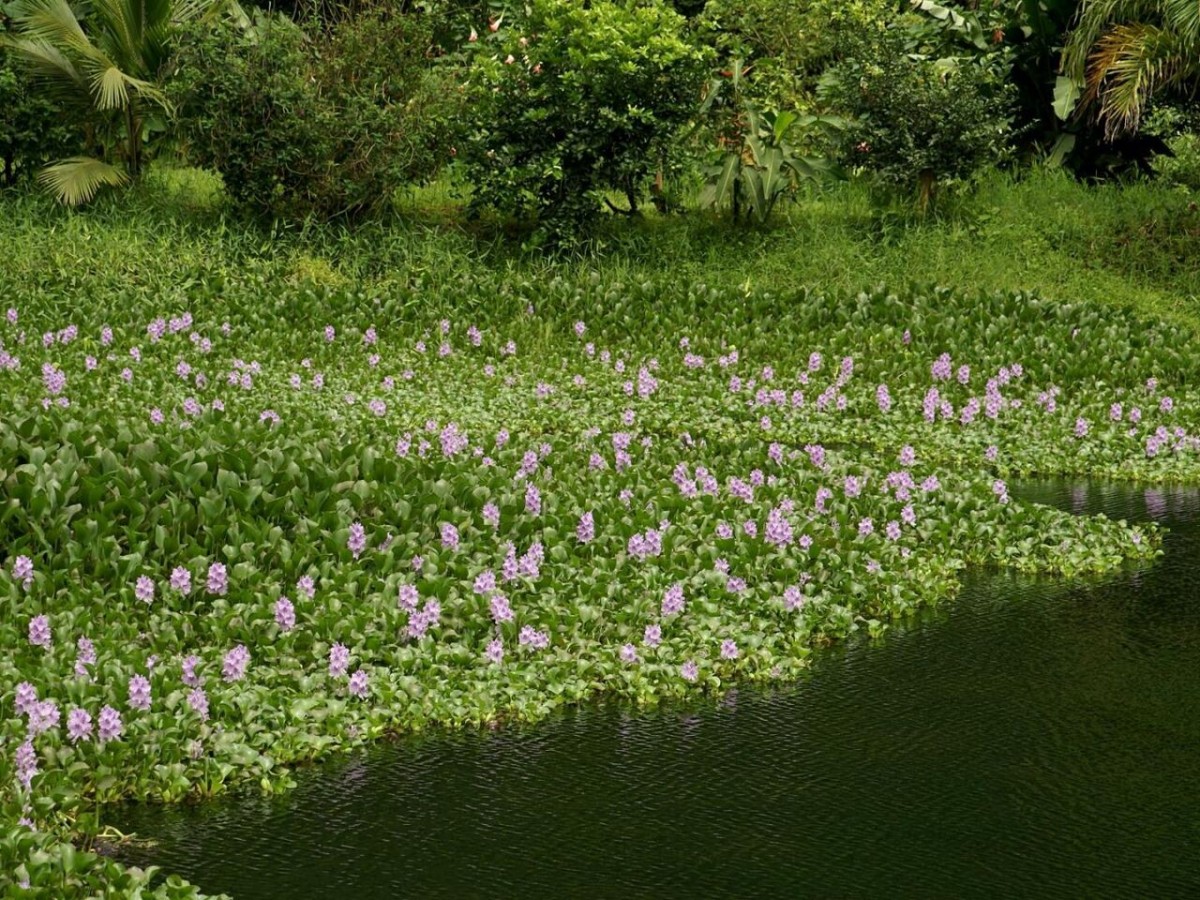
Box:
0, 28, 78, 186
698, 0, 896, 113
820, 31, 1015, 209
461, 0, 710, 245
169, 7, 460, 221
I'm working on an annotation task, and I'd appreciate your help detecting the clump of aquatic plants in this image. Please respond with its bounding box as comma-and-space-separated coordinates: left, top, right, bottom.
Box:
4, 279, 1200, 896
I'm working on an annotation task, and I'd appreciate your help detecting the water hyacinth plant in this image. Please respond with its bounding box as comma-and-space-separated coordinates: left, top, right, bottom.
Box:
4, 278, 1200, 896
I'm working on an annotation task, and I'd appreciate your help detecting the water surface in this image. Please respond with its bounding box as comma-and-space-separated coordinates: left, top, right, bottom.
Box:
113, 482, 1200, 898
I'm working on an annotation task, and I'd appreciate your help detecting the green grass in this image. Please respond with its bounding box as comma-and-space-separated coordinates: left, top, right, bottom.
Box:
2, 166, 1198, 329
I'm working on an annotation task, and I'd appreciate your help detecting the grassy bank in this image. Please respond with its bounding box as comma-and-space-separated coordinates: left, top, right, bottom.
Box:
2, 166, 1198, 328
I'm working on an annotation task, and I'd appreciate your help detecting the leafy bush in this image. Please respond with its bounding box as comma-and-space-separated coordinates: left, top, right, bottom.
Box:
461, 0, 710, 245
169, 7, 460, 221
699, 62, 844, 224
698, 0, 895, 113
820, 30, 1016, 209
0, 20, 78, 186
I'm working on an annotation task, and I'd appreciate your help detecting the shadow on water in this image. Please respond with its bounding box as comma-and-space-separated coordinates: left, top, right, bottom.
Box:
110, 481, 1200, 899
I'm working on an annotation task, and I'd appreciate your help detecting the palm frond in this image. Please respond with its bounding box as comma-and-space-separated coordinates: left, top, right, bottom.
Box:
8, 0, 94, 59
37, 156, 128, 205
90, 0, 143, 73
1, 35, 87, 90
91, 63, 131, 110
1084, 22, 1197, 135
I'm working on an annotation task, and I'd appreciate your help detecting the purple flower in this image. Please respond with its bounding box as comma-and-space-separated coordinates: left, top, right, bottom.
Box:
490, 593, 514, 623
858, 518, 874, 536
67, 708, 93, 743
206, 562, 228, 596
784, 586, 804, 611
135, 575, 155, 604
97, 706, 122, 743
643, 624, 662, 647
187, 688, 209, 721
297, 575, 316, 599
765, 507, 793, 547
441, 522, 460, 551
28, 615, 50, 649
348, 670, 369, 698
661, 583, 685, 616
165, 567, 189, 597
15, 740, 37, 788
681, 660, 699, 682
75, 636, 96, 676
397, 584, 419, 612
42, 363, 66, 396
518, 625, 549, 649
275, 597, 296, 632
329, 643, 350, 678
27, 700, 60, 736
222, 644, 251, 682
12, 555, 33, 589
576, 511, 595, 543
485, 638, 504, 665
483, 502, 500, 530
14, 682, 38, 716
1075, 417, 1090, 438
525, 482, 542, 516
128, 675, 152, 711
348, 522, 366, 559
931, 352, 952, 381
474, 570, 497, 595
619, 643, 639, 663
182, 654, 204, 687
899, 445, 916, 467
720, 639, 739, 660
885, 520, 902, 541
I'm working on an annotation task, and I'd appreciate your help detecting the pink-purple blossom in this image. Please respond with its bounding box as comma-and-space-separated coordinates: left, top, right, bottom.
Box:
128, 675, 152, 711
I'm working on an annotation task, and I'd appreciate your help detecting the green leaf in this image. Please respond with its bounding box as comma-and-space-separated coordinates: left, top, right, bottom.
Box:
1053, 75, 1081, 121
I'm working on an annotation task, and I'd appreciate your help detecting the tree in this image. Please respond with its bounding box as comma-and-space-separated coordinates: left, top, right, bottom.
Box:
1063, 0, 1200, 137
1, 0, 234, 204
461, 0, 710, 246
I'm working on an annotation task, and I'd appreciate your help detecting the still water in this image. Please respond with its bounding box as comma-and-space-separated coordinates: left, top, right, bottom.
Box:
113, 483, 1200, 898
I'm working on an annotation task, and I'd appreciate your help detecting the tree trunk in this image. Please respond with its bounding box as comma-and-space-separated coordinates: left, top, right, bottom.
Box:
917, 168, 937, 215
126, 104, 143, 178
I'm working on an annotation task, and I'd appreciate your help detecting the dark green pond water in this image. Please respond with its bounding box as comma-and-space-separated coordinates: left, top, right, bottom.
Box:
112, 483, 1200, 898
